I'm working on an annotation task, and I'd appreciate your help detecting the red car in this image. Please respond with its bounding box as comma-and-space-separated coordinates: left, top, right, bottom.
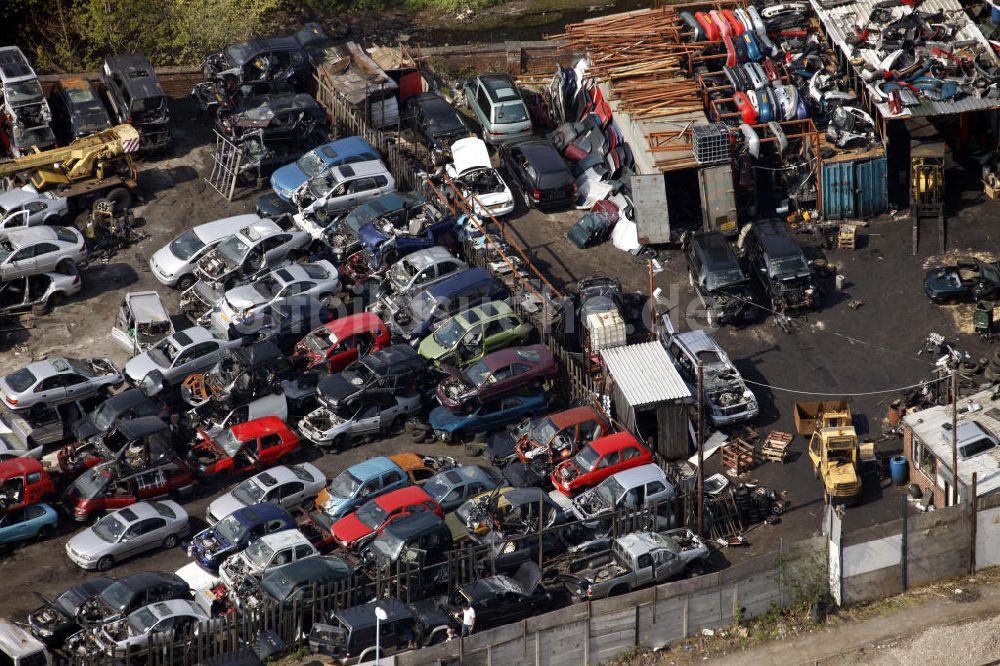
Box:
187, 416, 300, 479
436, 345, 558, 412
292, 312, 391, 373
330, 484, 443, 551
62, 458, 195, 522
0, 458, 56, 515
550, 432, 653, 496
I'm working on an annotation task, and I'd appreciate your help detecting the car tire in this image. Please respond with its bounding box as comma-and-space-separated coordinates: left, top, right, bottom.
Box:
164, 534, 179, 549
96, 555, 114, 572
318, 292, 334, 306
105, 187, 132, 214
389, 416, 405, 435
176, 275, 196, 291
56, 258, 75, 274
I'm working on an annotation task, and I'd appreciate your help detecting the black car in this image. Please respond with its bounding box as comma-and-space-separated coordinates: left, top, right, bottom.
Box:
450, 561, 550, 630
313, 344, 427, 409
72, 387, 160, 441
182, 341, 295, 409
923, 259, 1000, 304
215, 93, 329, 145
309, 597, 451, 661
365, 510, 453, 571
741, 218, 818, 312
100, 54, 172, 153
48, 77, 112, 143
27, 577, 115, 647
200, 24, 332, 90
251, 555, 353, 609
685, 231, 752, 326
404, 92, 471, 156
243, 295, 336, 354
191, 77, 297, 114
231, 131, 320, 186
499, 138, 575, 211
74, 571, 190, 626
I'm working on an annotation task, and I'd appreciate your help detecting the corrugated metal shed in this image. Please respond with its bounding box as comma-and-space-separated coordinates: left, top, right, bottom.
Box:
810, 0, 1000, 119
600, 342, 691, 407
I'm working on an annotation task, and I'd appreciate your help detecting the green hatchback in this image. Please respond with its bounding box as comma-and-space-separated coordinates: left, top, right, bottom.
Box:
418, 301, 531, 366
463, 74, 533, 145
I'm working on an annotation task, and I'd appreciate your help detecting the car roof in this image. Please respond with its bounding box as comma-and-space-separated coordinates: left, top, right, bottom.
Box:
423, 267, 493, 298
230, 415, 289, 441
23, 356, 80, 379
170, 327, 216, 347
400, 246, 457, 271
455, 300, 513, 327
234, 502, 292, 525
432, 464, 496, 488
375, 484, 433, 508
329, 159, 389, 181
347, 456, 404, 479
480, 344, 550, 370
515, 140, 566, 173
227, 340, 283, 368
238, 219, 283, 241
262, 555, 348, 585
315, 136, 378, 164
255, 527, 309, 549
0, 187, 42, 209
0, 456, 44, 478
124, 292, 170, 323
252, 463, 320, 486
413, 92, 456, 114
0, 622, 44, 659
102, 388, 155, 412
109, 500, 177, 524
548, 405, 605, 429
672, 330, 724, 358
479, 74, 521, 103
116, 571, 187, 592
4, 225, 61, 245
605, 463, 666, 488
194, 214, 264, 243
691, 231, 740, 268
133, 598, 205, 622
363, 344, 423, 371
752, 219, 802, 258
334, 598, 411, 629
591, 431, 642, 454
104, 54, 164, 98
381, 509, 444, 538
0, 47, 36, 83
57, 76, 93, 92
325, 312, 385, 337
117, 416, 169, 440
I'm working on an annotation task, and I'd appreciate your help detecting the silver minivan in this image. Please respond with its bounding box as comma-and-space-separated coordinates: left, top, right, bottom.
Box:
292, 160, 395, 216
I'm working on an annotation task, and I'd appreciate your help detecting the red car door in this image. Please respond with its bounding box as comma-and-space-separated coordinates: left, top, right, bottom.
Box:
136, 468, 169, 499
103, 479, 138, 512
327, 334, 359, 373
257, 433, 283, 466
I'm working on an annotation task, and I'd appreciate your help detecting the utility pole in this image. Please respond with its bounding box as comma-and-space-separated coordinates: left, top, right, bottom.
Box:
648, 259, 656, 340
952, 369, 959, 506
697, 361, 704, 536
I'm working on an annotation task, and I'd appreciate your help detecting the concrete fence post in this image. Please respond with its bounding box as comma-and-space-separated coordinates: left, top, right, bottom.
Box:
682, 594, 689, 636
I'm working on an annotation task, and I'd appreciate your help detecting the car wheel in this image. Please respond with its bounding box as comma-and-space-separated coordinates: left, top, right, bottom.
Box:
318, 292, 334, 306
56, 258, 75, 274
390, 416, 405, 434
176, 275, 195, 291
96, 555, 114, 572
163, 534, 179, 549
36, 525, 53, 541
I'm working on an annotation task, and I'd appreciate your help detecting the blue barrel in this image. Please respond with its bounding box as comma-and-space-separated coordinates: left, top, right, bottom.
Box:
890, 456, 909, 486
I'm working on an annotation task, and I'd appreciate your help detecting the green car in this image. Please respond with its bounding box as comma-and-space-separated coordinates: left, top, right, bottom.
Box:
463, 74, 533, 145
418, 301, 531, 366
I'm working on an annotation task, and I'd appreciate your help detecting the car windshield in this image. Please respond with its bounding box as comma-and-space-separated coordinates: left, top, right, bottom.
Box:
0, 430, 25, 451
464, 361, 494, 387
768, 255, 809, 276
6, 80, 43, 104
232, 478, 266, 505
255, 275, 282, 299
355, 499, 389, 530
215, 429, 244, 457
169, 230, 205, 261
65, 86, 97, 104
297, 149, 329, 178
308, 174, 337, 198
705, 268, 747, 291
427, 110, 464, 133
99, 581, 135, 612
409, 291, 439, 322
372, 530, 405, 560
93, 514, 128, 543
145, 338, 178, 369
494, 102, 527, 124
575, 445, 600, 473
214, 513, 245, 542
225, 43, 255, 65
74, 467, 111, 499
127, 607, 158, 633
91, 400, 123, 432
306, 329, 336, 354
529, 418, 558, 444
432, 318, 466, 349
4, 368, 36, 392
389, 259, 417, 287
328, 470, 360, 499
343, 363, 374, 386
216, 235, 249, 266
421, 475, 450, 503
244, 538, 274, 567
595, 476, 626, 506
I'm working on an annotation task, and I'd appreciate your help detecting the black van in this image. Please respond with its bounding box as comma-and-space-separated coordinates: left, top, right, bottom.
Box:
741, 219, 818, 312
684, 231, 752, 326
100, 54, 172, 153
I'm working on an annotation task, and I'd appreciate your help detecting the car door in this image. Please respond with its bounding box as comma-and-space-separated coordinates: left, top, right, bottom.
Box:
352, 399, 383, 438
261, 234, 292, 265
32, 242, 62, 273
4, 244, 37, 279
275, 481, 306, 508
633, 551, 655, 586
61, 373, 92, 400
257, 433, 283, 466
116, 519, 146, 558
136, 468, 169, 499
380, 469, 404, 494
179, 341, 224, 377
35, 375, 69, 406
0, 509, 27, 542
0, 209, 29, 230
111, 299, 137, 353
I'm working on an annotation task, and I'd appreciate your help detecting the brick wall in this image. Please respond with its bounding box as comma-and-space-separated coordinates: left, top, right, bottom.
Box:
903, 424, 948, 508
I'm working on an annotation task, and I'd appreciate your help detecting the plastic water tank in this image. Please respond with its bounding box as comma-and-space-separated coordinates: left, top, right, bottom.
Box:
890, 455, 909, 486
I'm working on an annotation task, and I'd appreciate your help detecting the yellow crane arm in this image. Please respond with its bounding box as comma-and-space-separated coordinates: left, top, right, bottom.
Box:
0, 125, 140, 182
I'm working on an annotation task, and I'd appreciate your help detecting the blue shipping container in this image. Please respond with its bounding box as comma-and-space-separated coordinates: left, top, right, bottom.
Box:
821, 156, 888, 220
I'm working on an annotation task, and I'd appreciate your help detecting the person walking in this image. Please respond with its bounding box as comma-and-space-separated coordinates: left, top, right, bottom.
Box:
460, 602, 476, 637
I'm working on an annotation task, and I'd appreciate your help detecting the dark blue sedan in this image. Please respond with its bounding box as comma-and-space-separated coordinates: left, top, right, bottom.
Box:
430, 390, 548, 442
185, 502, 296, 572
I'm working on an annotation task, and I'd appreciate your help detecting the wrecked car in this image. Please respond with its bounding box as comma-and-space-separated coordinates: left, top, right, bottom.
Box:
551, 432, 652, 497
404, 92, 471, 158
110, 291, 174, 355
0, 457, 56, 515
435, 345, 557, 412
362, 509, 454, 573
187, 415, 301, 480
291, 160, 396, 218
271, 135, 380, 202
449, 562, 551, 630
421, 464, 504, 513
371, 247, 468, 320
923, 258, 1000, 303
302, 192, 423, 261
85, 598, 213, 658
186, 502, 296, 573
205, 463, 326, 525
430, 390, 549, 443
330, 484, 443, 551
301, 344, 425, 412
740, 218, 819, 312
150, 214, 261, 291
200, 24, 331, 91
292, 312, 391, 374
314, 456, 414, 520
567, 463, 676, 528
232, 555, 352, 614
0, 46, 54, 157
27, 578, 115, 648
57, 414, 175, 479
299, 390, 420, 451
71, 388, 159, 444
309, 597, 451, 661
386, 267, 497, 343
181, 341, 294, 411
123, 326, 236, 386
100, 54, 172, 153
65, 500, 190, 572
48, 76, 112, 143
73, 571, 190, 627
418, 300, 531, 367
0, 186, 69, 229
215, 93, 329, 144
574, 276, 628, 354
191, 77, 295, 114
684, 231, 752, 326
0, 267, 80, 316
660, 320, 758, 427
0, 399, 95, 461
444, 136, 515, 218
218, 528, 318, 593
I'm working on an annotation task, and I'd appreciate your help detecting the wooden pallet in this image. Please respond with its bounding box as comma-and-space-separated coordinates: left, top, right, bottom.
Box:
837, 224, 857, 250
721, 438, 756, 475
761, 431, 793, 463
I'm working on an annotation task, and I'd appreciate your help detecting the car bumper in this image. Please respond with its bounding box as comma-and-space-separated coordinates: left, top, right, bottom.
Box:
66, 544, 99, 570
149, 255, 183, 287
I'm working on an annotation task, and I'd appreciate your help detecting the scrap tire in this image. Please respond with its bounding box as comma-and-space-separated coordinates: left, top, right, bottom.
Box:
105, 187, 132, 213
176, 275, 196, 291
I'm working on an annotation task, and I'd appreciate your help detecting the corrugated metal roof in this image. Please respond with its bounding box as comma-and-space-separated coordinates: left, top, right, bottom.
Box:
810, 0, 1000, 119
601, 342, 691, 407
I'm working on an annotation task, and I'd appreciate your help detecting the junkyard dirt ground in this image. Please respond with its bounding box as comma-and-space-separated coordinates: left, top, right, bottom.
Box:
1, 95, 999, 621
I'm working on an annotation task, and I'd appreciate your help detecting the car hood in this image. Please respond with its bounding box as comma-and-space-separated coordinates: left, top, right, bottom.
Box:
316, 374, 358, 408
450, 138, 491, 177
317, 489, 355, 518
73, 109, 111, 136
124, 354, 160, 383
417, 335, 449, 362
331, 512, 370, 544
223, 285, 267, 312
150, 245, 188, 276
923, 267, 961, 293
271, 161, 309, 196
429, 405, 468, 431
67, 529, 114, 560
484, 431, 517, 460
208, 493, 246, 523
357, 222, 388, 249
72, 415, 101, 442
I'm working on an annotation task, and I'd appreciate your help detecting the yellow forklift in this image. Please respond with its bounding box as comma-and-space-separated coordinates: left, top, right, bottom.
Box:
910, 139, 945, 255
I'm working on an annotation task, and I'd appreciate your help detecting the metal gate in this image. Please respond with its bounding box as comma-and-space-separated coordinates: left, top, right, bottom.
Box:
821, 161, 855, 220
855, 156, 888, 218
205, 131, 243, 201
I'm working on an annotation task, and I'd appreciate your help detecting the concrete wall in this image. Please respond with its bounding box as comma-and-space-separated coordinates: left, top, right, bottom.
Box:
395, 537, 825, 666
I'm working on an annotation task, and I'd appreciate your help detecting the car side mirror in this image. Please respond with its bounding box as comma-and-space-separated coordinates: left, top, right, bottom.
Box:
139, 370, 165, 398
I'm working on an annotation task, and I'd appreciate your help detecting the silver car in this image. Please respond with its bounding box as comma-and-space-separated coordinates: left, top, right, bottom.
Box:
218, 528, 318, 589
91, 599, 211, 656
0, 186, 69, 230
191, 217, 312, 288
149, 214, 260, 290
373, 247, 467, 318
292, 160, 395, 216
0, 268, 80, 315
123, 327, 237, 386
205, 463, 326, 525
65, 500, 190, 571
0, 225, 86, 281
207, 261, 339, 333
0, 357, 121, 412
299, 391, 421, 450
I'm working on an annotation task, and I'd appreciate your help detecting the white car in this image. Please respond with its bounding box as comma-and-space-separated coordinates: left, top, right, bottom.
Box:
218, 528, 318, 589
149, 214, 259, 290
445, 137, 514, 218
0, 185, 68, 229
206, 463, 326, 525
0, 225, 86, 280
123, 326, 237, 386
299, 391, 422, 450
207, 260, 339, 334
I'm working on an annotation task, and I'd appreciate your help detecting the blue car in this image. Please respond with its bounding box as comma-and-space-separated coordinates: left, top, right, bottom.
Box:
388, 267, 497, 342
355, 201, 456, 271
270, 136, 380, 201
0, 502, 58, 545
430, 390, 549, 442
315, 456, 412, 520
186, 502, 296, 572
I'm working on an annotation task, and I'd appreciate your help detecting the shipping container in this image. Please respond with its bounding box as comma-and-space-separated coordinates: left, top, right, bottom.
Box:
698, 163, 738, 235
821, 154, 888, 221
